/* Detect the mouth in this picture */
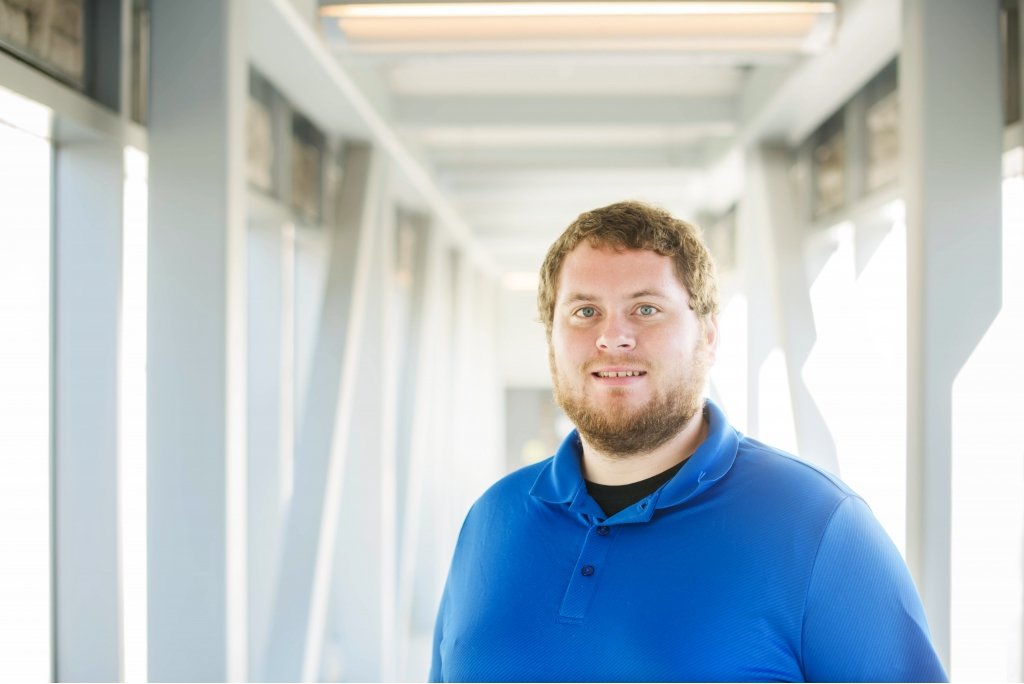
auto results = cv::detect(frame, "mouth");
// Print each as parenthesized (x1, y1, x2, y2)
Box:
(591, 370, 647, 378)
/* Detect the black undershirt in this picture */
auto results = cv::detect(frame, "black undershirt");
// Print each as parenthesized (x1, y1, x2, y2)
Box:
(585, 459, 687, 517)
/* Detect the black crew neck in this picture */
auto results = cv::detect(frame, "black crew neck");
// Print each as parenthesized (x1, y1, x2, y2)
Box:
(585, 458, 687, 518)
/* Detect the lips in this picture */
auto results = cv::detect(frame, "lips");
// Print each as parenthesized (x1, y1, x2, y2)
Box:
(593, 370, 646, 378)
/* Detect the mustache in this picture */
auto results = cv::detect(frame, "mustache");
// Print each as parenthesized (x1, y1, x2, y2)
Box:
(581, 358, 650, 373)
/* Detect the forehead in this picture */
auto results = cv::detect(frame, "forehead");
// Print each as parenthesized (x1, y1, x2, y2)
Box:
(557, 243, 689, 300)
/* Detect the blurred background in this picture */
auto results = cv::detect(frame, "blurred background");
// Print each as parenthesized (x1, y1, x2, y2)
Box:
(0, 0, 1021, 680)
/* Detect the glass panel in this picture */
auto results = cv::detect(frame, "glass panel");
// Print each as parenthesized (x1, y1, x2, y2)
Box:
(291, 114, 324, 224)
(863, 60, 900, 193)
(812, 113, 846, 218)
(949, 157, 1024, 682)
(865, 90, 899, 192)
(130, 0, 150, 125)
(1002, 0, 1020, 126)
(0, 0, 85, 87)
(323, 143, 346, 227)
(248, 70, 278, 197)
(802, 209, 908, 552)
(0, 96, 53, 683)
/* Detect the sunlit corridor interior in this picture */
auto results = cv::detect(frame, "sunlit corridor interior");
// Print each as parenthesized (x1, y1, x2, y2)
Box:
(1, 0, 1022, 681)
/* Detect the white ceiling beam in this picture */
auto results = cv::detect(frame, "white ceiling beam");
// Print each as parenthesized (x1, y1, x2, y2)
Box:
(394, 94, 737, 127)
(382, 58, 748, 97)
(456, 193, 702, 228)
(330, 43, 797, 69)
(429, 146, 708, 168)
(441, 166, 701, 190)
(407, 122, 732, 149)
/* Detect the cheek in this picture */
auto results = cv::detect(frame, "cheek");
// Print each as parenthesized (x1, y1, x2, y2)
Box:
(645, 330, 697, 362)
(551, 327, 590, 359)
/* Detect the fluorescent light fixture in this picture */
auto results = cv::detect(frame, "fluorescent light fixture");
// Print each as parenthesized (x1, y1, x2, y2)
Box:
(322, 2, 836, 19)
(320, 1, 838, 52)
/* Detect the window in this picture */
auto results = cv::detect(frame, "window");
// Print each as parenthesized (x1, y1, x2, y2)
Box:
(0, 86, 53, 682)
(949, 150, 1024, 681)
(802, 208, 908, 552)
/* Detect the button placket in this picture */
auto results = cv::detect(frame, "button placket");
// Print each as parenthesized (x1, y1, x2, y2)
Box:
(558, 523, 617, 621)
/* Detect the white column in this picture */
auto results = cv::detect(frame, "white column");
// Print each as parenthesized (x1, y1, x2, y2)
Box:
(901, 0, 1003, 669)
(322, 178, 392, 682)
(245, 212, 290, 680)
(262, 143, 381, 682)
(396, 221, 444, 679)
(147, 1, 248, 680)
(53, 140, 124, 682)
(1019, 10, 1024, 679)
(736, 176, 780, 446)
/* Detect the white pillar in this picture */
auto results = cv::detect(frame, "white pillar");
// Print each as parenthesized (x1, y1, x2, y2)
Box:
(262, 143, 380, 682)
(323, 180, 392, 682)
(396, 220, 444, 679)
(901, 0, 1003, 669)
(147, 1, 248, 680)
(245, 212, 291, 679)
(53, 140, 123, 682)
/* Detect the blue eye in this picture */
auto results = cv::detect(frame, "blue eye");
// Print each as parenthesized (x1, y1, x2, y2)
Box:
(576, 306, 597, 318)
(637, 305, 657, 316)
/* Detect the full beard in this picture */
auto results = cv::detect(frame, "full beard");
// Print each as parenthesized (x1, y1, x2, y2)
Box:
(551, 348, 710, 458)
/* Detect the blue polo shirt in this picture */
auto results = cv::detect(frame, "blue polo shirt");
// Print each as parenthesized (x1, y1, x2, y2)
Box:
(430, 400, 946, 682)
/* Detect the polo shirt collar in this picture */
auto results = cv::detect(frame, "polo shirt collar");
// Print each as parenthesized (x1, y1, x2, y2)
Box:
(655, 398, 738, 508)
(529, 398, 739, 514)
(529, 429, 587, 505)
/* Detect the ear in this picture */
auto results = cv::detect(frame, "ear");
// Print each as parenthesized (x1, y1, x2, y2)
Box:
(703, 315, 719, 363)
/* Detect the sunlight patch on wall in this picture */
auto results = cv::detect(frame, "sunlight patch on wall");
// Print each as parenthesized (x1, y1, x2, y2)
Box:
(802, 214, 907, 553)
(949, 173, 1024, 682)
(710, 292, 748, 433)
(757, 347, 798, 455)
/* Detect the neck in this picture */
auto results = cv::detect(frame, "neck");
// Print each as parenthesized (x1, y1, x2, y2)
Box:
(580, 408, 707, 486)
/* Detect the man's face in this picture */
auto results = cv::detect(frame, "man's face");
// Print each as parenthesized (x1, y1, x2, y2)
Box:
(549, 243, 717, 457)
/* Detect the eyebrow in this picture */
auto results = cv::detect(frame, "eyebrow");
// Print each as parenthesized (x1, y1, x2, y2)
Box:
(560, 289, 669, 304)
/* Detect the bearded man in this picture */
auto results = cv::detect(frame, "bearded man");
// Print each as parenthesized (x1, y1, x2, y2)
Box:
(429, 201, 946, 683)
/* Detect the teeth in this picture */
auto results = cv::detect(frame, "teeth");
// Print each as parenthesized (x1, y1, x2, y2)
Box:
(596, 371, 644, 377)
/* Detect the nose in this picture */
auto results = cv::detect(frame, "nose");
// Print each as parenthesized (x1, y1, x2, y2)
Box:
(596, 314, 636, 351)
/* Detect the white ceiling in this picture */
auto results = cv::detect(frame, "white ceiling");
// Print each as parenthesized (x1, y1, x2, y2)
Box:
(314, 0, 883, 275)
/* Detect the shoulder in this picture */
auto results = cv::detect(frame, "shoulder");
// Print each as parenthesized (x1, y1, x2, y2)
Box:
(477, 457, 551, 503)
(448, 458, 561, 572)
(700, 434, 869, 543)
(462, 458, 553, 525)
(731, 434, 857, 505)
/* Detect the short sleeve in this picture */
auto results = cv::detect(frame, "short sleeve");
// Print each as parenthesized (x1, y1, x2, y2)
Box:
(801, 496, 948, 682)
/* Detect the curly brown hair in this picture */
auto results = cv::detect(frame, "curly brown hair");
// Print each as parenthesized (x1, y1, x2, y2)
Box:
(537, 200, 719, 336)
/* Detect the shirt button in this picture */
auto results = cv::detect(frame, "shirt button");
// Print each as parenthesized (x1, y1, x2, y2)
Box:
(581, 565, 595, 577)
(596, 526, 610, 536)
